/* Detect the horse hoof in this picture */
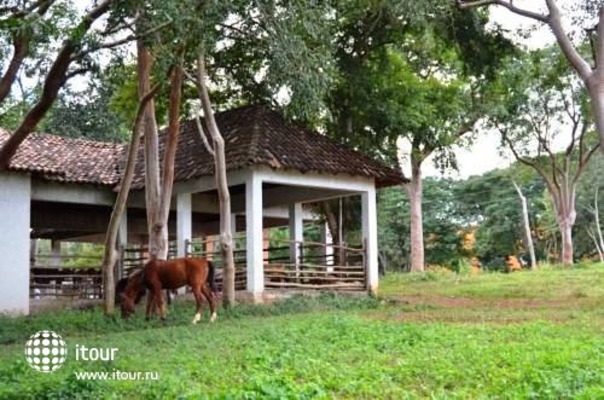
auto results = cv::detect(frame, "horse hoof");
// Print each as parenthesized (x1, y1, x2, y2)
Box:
(210, 312, 217, 323)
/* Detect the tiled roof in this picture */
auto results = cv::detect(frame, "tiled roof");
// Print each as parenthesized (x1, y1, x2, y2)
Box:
(1, 105, 405, 189)
(131, 105, 405, 189)
(0, 129, 124, 186)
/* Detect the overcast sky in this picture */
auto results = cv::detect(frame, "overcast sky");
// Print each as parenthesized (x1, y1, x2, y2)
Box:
(422, 1, 572, 180)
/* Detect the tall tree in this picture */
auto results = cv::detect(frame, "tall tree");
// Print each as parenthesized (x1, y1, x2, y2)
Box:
(489, 48, 599, 265)
(327, 3, 514, 272)
(458, 0, 604, 153)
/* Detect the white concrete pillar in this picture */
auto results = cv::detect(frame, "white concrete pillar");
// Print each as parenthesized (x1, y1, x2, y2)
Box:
(319, 222, 334, 266)
(361, 187, 378, 295)
(118, 211, 128, 248)
(116, 211, 128, 278)
(288, 203, 303, 269)
(176, 193, 192, 258)
(246, 173, 264, 296)
(0, 173, 31, 314)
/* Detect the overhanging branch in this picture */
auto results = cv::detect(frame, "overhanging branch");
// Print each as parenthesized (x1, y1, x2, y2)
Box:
(457, 0, 549, 23)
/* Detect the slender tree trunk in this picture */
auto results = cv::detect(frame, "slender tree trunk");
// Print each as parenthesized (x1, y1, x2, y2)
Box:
(587, 228, 604, 262)
(589, 8, 604, 153)
(513, 181, 537, 269)
(320, 201, 341, 265)
(559, 218, 574, 266)
(101, 84, 160, 316)
(156, 63, 183, 256)
(0, 33, 29, 104)
(195, 54, 236, 306)
(404, 158, 424, 272)
(594, 189, 604, 257)
(137, 41, 166, 260)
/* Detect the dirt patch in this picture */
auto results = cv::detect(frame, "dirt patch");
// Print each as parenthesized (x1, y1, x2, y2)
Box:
(390, 294, 602, 310)
(368, 294, 604, 325)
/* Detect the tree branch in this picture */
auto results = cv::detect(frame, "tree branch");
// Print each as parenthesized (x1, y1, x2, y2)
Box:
(0, 33, 29, 104)
(75, 19, 173, 59)
(0, 0, 113, 170)
(500, 127, 558, 198)
(545, 0, 593, 83)
(0, 0, 54, 103)
(457, 0, 549, 23)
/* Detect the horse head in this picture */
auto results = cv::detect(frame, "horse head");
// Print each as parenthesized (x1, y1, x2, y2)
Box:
(119, 271, 143, 319)
(120, 292, 136, 319)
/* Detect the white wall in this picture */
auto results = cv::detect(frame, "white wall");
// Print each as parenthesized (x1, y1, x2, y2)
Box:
(0, 173, 31, 314)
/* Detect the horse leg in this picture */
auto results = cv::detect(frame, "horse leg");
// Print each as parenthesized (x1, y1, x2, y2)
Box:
(191, 285, 204, 325)
(145, 292, 154, 321)
(201, 284, 217, 323)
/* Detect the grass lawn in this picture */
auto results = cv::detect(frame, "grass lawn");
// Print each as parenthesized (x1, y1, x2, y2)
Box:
(0, 265, 603, 399)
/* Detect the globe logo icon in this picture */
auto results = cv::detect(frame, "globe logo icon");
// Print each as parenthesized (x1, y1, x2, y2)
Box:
(24, 331, 67, 373)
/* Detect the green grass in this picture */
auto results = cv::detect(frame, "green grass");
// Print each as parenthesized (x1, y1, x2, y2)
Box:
(1, 265, 603, 399)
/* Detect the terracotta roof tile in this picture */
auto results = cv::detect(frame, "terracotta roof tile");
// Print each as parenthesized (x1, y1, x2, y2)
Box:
(1, 105, 405, 189)
(131, 105, 405, 189)
(0, 129, 124, 186)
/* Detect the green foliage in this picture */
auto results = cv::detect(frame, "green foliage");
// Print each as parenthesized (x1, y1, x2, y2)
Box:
(326, 2, 516, 167)
(378, 178, 469, 271)
(454, 165, 548, 269)
(1, 267, 603, 398)
(40, 79, 130, 142)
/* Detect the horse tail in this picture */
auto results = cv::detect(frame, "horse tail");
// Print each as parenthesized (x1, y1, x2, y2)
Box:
(207, 261, 218, 293)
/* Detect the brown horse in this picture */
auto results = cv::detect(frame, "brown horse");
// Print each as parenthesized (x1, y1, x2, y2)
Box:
(120, 257, 217, 324)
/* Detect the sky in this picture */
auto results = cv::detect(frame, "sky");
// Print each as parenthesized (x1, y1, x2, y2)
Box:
(421, 0, 573, 180)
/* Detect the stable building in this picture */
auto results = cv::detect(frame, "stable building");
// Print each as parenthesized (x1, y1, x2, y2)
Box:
(0, 105, 405, 314)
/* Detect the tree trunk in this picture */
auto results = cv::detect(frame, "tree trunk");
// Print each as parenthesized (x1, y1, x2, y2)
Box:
(594, 189, 604, 257)
(320, 201, 342, 265)
(513, 181, 537, 269)
(587, 228, 604, 262)
(195, 55, 236, 306)
(404, 159, 424, 272)
(590, 7, 604, 153)
(559, 219, 574, 266)
(156, 63, 183, 257)
(137, 42, 166, 261)
(101, 84, 160, 316)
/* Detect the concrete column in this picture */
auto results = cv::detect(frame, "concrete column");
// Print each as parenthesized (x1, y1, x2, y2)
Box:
(361, 187, 378, 295)
(176, 193, 192, 258)
(288, 203, 303, 269)
(0, 173, 31, 314)
(246, 173, 264, 296)
(319, 222, 334, 267)
(118, 211, 128, 248)
(231, 214, 237, 237)
(116, 211, 128, 279)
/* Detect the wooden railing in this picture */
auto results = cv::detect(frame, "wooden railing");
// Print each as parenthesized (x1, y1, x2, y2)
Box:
(186, 236, 367, 291)
(31, 268, 103, 299)
(264, 238, 366, 291)
(186, 235, 247, 290)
